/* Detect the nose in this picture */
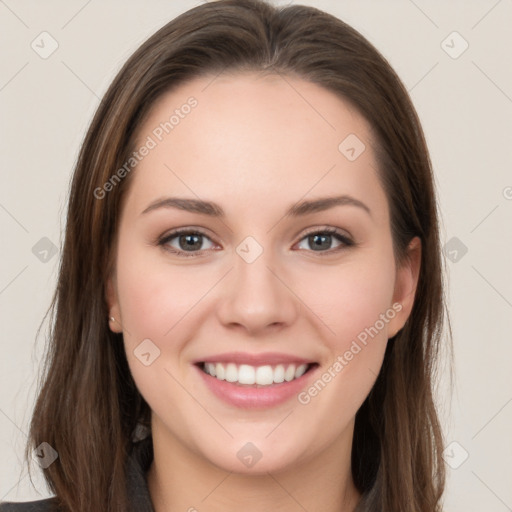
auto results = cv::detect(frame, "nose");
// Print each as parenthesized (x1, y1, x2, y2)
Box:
(216, 248, 300, 335)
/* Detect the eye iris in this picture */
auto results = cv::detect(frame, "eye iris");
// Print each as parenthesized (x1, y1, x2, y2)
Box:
(179, 233, 202, 251)
(309, 233, 331, 251)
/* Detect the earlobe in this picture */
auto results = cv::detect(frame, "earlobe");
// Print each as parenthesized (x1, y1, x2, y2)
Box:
(388, 236, 422, 338)
(106, 274, 122, 333)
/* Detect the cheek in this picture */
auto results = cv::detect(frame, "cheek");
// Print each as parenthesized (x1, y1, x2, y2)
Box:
(294, 263, 395, 427)
(114, 244, 210, 415)
(292, 254, 396, 411)
(294, 254, 396, 347)
(115, 239, 213, 343)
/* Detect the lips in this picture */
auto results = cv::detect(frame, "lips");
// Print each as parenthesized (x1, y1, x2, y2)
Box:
(195, 351, 314, 367)
(192, 352, 319, 408)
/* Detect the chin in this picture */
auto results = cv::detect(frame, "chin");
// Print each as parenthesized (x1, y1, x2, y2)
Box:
(193, 436, 303, 475)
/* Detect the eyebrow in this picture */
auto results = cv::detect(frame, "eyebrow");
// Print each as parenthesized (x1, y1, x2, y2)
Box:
(140, 194, 371, 218)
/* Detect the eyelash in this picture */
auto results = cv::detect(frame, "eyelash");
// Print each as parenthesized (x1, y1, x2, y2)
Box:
(157, 227, 355, 258)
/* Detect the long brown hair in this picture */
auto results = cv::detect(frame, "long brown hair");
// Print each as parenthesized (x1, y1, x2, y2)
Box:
(25, 1, 451, 510)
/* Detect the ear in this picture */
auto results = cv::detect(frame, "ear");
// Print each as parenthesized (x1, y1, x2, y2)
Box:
(106, 272, 123, 333)
(387, 236, 422, 339)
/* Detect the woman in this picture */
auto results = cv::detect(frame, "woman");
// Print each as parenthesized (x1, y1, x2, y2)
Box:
(0, 0, 450, 510)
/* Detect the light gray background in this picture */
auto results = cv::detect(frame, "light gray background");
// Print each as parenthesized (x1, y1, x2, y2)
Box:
(1, 0, 511, 510)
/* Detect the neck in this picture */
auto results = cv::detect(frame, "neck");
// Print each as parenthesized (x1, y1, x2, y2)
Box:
(147, 417, 361, 512)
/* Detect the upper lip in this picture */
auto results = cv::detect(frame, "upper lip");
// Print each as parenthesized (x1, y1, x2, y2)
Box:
(194, 352, 316, 366)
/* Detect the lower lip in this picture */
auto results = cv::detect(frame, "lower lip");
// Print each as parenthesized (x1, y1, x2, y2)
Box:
(195, 364, 318, 409)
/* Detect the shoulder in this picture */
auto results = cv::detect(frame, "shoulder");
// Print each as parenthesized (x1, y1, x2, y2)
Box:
(0, 497, 60, 512)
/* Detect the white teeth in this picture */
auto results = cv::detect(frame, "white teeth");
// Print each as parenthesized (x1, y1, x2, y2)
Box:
(273, 364, 285, 383)
(284, 365, 295, 382)
(204, 362, 216, 377)
(215, 363, 225, 380)
(238, 364, 256, 384)
(202, 362, 311, 386)
(295, 364, 308, 378)
(225, 363, 238, 383)
(255, 365, 274, 386)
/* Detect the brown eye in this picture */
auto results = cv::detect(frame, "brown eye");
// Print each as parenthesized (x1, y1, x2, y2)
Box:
(296, 229, 353, 253)
(159, 230, 216, 255)
(177, 233, 204, 251)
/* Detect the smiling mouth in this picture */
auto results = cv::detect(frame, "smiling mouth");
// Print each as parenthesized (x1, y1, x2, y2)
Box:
(197, 362, 318, 387)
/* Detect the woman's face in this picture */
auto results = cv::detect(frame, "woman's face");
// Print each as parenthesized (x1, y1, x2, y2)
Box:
(107, 72, 420, 474)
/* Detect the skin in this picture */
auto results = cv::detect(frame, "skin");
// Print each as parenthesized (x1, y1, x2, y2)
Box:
(106, 71, 421, 512)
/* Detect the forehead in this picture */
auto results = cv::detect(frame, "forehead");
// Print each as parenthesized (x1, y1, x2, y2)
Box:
(124, 72, 388, 223)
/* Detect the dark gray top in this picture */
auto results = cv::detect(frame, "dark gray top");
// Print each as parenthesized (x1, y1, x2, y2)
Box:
(0, 436, 155, 512)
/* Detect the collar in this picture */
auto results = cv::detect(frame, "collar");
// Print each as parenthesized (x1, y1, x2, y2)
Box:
(126, 436, 155, 511)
